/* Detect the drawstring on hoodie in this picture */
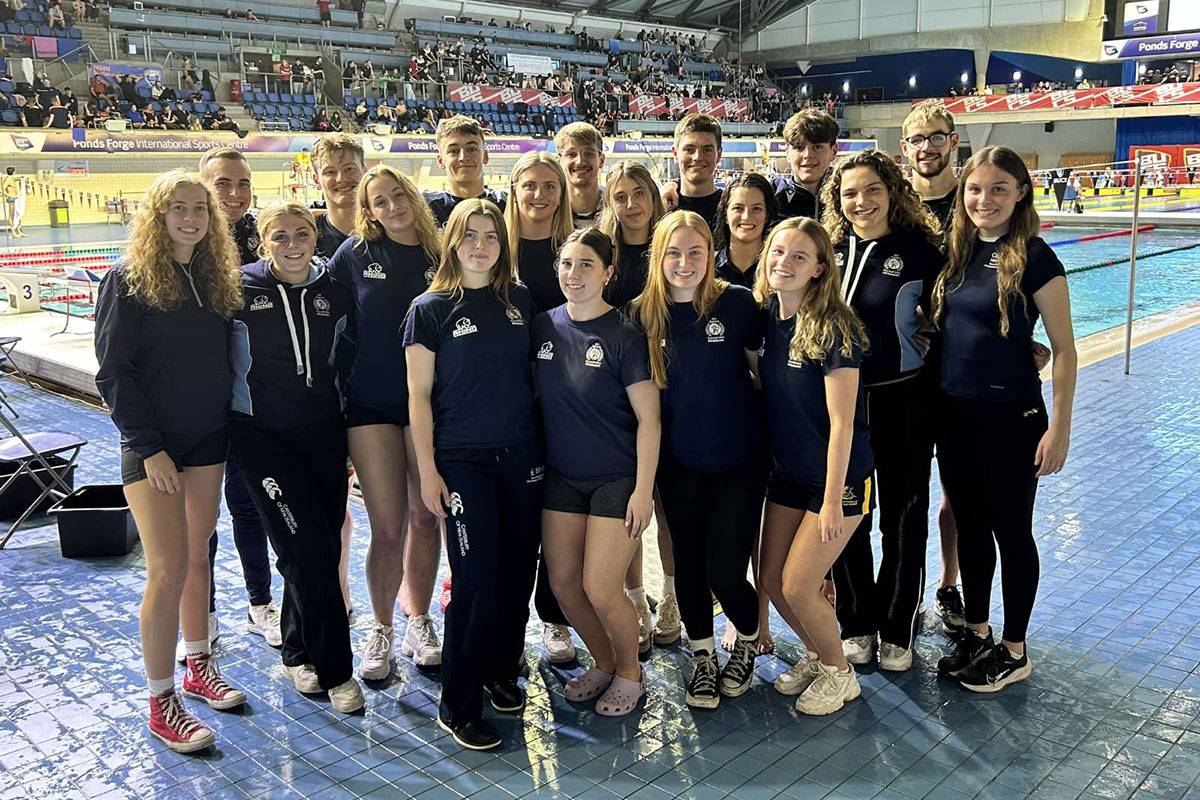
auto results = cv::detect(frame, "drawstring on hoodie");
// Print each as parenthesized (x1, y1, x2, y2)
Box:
(841, 235, 877, 306)
(276, 284, 313, 386)
(178, 259, 202, 308)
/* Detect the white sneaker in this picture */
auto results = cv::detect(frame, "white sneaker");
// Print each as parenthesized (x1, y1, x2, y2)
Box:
(879, 642, 913, 672)
(176, 612, 221, 664)
(283, 663, 322, 694)
(359, 623, 394, 680)
(328, 678, 365, 713)
(543, 623, 576, 664)
(842, 635, 875, 666)
(634, 597, 653, 657)
(248, 603, 283, 648)
(773, 656, 821, 696)
(794, 662, 861, 716)
(400, 614, 442, 667)
(652, 593, 682, 646)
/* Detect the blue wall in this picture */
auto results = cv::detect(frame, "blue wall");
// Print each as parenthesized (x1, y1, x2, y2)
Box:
(769, 49, 976, 101)
(1116, 116, 1200, 159)
(985, 51, 1123, 86)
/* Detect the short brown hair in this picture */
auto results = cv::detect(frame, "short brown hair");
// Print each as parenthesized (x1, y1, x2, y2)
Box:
(782, 109, 840, 149)
(435, 114, 486, 147)
(554, 121, 603, 153)
(311, 133, 364, 171)
(198, 147, 247, 172)
(902, 100, 955, 137)
(673, 113, 722, 150)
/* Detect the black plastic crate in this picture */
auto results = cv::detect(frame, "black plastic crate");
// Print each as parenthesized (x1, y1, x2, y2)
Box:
(48, 485, 139, 558)
(0, 456, 76, 519)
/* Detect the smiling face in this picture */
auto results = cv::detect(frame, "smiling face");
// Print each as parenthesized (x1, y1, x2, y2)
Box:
(674, 132, 720, 188)
(200, 156, 252, 223)
(455, 212, 501, 281)
(764, 227, 825, 295)
(264, 213, 317, 284)
(364, 174, 414, 240)
(963, 163, 1027, 239)
(901, 122, 958, 179)
(314, 150, 365, 212)
(557, 240, 612, 306)
(839, 165, 891, 239)
(436, 131, 487, 187)
(662, 224, 709, 298)
(725, 185, 768, 246)
(558, 140, 604, 191)
(786, 139, 835, 191)
(610, 175, 653, 237)
(515, 163, 562, 230)
(163, 183, 210, 259)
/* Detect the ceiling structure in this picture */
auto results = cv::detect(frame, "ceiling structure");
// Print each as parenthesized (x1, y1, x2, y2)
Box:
(487, 0, 810, 36)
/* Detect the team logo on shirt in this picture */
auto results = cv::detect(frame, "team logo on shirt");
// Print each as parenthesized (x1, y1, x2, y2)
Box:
(452, 317, 478, 338)
(705, 318, 726, 343)
(882, 254, 904, 277)
(786, 356, 806, 369)
(841, 485, 857, 504)
(448, 492, 464, 516)
(363, 262, 387, 280)
(986, 251, 1000, 270)
(262, 477, 282, 499)
(249, 294, 274, 312)
(834, 252, 845, 268)
(506, 307, 526, 326)
(527, 465, 545, 484)
(424, 266, 436, 284)
(313, 294, 330, 317)
(584, 342, 604, 368)
(537, 341, 554, 360)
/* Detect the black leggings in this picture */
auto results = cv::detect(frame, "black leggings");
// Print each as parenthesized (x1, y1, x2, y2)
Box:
(207, 457, 273, 612)
(656, 455, 764, 642)
(833, 377, 932, 648)
(936, 393, 1046, 644)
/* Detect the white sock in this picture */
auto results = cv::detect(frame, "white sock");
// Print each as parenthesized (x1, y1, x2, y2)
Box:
(626, 586, 646, 606)
(148, 676, 174, 696)
(691, 637, 715, 654)
(1005, 645, 1023, 660)
(736, 628, 760, 642)
(184, 639, 210, 658)
(662, 575, 675, 597)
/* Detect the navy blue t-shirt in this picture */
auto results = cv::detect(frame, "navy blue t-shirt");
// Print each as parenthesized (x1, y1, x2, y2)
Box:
(403, 284, 537, 450)
(606, 240, 650, 308)
(759, 294, 873, 487)
(715, 246, 758, 290)
(518, 237, 566, 315)
(314, 213, 351, 263)
(327, 235, 435, 412)
(678, 189, 723, 234)
(941, 235, 1065, 403)
(658, 285, 763, 472)
(423, 188, 507, 227)
(532, 306, 652, 481)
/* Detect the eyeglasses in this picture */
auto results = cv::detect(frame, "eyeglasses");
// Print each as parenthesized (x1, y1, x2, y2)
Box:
(903, 132, 952, 148)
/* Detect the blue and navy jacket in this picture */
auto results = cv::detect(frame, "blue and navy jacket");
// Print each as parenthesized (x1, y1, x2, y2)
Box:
(94, 262, 233, 458)
(230, 259, 354, 428)
(423, 187, 507, 226)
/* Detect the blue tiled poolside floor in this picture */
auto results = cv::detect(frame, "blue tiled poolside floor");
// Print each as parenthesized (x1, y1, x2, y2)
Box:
(2, 326, 1200, 800)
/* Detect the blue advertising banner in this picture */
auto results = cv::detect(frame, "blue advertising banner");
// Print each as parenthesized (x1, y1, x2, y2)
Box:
(87, 62, 165, 93)
(1102, 33, 1200, 60)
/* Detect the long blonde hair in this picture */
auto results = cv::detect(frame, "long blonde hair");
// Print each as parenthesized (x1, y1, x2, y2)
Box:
(505, 152, 574, 262)
(430, 199, 517, 312)
(630, 210, 726, 388)
(822, 150, 942, 248)
(122, 170, 241, 316)
(754, 217, 866, 362)
(933, 146, 1039, 337)
(354, 165, 441, 266)
(598, 161, 665, 274)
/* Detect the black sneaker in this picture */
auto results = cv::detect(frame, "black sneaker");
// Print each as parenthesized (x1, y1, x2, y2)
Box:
(937, 627, 993, 678)
(935, 586, 966, 635)
(719, 637, 756, 698)
(960, 644, 1033, 693)
(485, 679, 524, 713)
(437, 714, 502, 751)
(686, 650, 720, 709)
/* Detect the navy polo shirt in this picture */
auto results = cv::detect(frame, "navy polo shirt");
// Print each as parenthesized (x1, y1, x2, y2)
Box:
(715, 246, 758, 290)
(606, 240, 650, 309)
(678, 189, 723, 233)
(518, 237, 566, 315)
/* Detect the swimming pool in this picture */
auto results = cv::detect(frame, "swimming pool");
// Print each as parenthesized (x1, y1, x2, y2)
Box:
(1046, 226, 1200, 339)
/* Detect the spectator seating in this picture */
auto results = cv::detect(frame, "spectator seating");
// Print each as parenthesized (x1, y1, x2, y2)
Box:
(342, 95, 584, 135)
(242, 90, 321, 130)
(109, 7, 396, 49)
(109, 0, 358, 27)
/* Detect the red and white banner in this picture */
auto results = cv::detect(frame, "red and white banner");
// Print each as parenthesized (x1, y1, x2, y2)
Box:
(449, 84, 574, 108)
(628, 95, 750, 119)
(1126, 145, 1200, 171)
(926, 82, 1200, 115)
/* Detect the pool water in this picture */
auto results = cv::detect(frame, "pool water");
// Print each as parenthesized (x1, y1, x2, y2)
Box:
(1044, 227, 1200, 339)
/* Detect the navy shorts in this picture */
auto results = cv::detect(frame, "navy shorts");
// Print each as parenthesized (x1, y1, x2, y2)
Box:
(765, 470, 876, 517)
(345, 401, 408, 428)
(542, 470, 636, 520)
(120, 428, 228, 486)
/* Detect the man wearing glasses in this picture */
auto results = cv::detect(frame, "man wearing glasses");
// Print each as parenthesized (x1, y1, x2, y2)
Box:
(900, 100, 960, 230)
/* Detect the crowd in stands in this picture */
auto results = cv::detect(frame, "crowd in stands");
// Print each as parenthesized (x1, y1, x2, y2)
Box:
(0, 0, 98, 26)
(1137, 64, 1194, 84)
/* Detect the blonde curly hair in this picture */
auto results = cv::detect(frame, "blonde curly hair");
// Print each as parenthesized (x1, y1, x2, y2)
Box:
(121, 170, 242, 317)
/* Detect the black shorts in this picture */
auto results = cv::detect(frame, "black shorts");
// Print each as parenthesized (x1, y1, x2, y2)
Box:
(345, 401, 408, 428)
(765, 470, 876, 517)
(542, 470, 635, 520)
(120, 428, 228, 486)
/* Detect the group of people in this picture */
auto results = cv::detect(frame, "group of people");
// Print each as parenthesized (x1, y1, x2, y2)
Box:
(95, 99, 1076, 760)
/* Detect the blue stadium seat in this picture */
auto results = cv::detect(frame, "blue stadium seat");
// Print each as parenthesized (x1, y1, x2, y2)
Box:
(37, 25, 52, 36)
(267, 92, 279, 104)
(304, 94, 315, 104)
(289, 118, 303, 130)
(31, 10, 44, 22)
(68, 27, 81, 38)
(0, 80, 12, 94)
(1, 110, 18, 125)
(4, 21, 17, 33)
(21, 23, 37, 34)
(281, 93, 292, 104)
(127, 110, 144, 124)
(14, 10, 29, 21)
(201, 90, 212, 101)
(149, 101, 161, 112)
(251, 103, 265, 118)
(179, 101, 191, 112)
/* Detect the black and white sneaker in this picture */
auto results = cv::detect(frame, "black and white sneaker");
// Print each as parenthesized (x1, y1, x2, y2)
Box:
(719, 637, 756, 698)
(935, 586, 966, 635)
(485, 679, 525, 713)
(960, 644, 1032, 693)
(937, 626, 993, 678)
(437, 714, 502, 751)
(686, 650, 720, 709)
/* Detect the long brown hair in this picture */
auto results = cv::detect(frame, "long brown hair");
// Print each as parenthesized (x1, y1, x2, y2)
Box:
(822, 149, 942, 248)
(505, 151, 574, 263)
(430, 199, 517, 312)
(354, 165, 441, 266)
(630, 210, 726, 388)
(933, 145, 1038, 336)
(714, 171, 777, 251)
(599, 161, 666, 275)
(753, 217, 866, 362)
(122, 170, 242, 316)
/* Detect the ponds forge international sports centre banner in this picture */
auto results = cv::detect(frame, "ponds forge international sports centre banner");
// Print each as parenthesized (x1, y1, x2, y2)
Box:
(929, 81, 1200, 115)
